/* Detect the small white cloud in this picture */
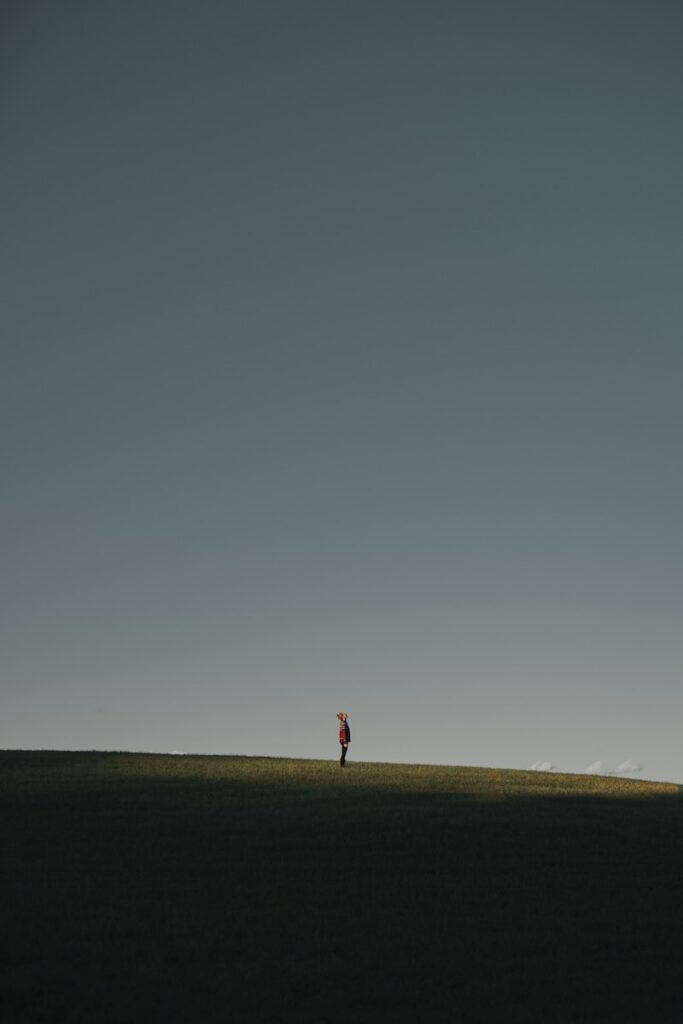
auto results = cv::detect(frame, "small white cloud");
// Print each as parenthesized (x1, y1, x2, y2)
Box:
(615, 759, 642, 774)
(528, 761, 555, 772)
(585, 761, 612, 775)
(169, 750, 186, 755)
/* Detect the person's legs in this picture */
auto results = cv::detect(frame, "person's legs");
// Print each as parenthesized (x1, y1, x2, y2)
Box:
(340, 744, 347, 766)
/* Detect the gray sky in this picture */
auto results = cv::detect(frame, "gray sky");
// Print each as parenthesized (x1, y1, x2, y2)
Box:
(3, 1, 682, 780)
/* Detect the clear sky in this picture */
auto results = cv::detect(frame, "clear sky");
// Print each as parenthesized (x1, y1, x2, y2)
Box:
(3, 1, 682, 780)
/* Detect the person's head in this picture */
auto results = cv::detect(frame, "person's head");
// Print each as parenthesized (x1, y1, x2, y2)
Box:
(337, 711, 347, 721)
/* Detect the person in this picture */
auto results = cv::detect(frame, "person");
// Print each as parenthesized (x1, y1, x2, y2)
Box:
(337, 711, 350, 767)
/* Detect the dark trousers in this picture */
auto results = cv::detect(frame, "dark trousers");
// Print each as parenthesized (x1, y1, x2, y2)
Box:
(340, 743, 348, 766)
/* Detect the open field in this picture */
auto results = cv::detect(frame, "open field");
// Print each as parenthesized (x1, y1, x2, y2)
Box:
(2, 750, 683, 1022)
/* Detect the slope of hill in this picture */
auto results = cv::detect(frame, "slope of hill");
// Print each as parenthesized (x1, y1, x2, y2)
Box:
(3, 750, 682, 1022)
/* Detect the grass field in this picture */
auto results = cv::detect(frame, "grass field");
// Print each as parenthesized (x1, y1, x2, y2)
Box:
(2, 750, 683, 1022)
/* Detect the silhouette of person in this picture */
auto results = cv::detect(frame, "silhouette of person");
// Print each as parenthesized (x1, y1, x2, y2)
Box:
(337, 711, 350, 767)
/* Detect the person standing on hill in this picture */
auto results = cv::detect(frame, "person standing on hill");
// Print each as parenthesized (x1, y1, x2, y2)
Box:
(337, 711, 350, 767)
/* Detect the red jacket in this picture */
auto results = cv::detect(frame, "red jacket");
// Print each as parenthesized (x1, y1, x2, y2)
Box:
(339, 720, 350, 744)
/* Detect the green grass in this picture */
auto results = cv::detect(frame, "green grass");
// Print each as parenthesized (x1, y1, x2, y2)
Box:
(2, 750, 683, 1022)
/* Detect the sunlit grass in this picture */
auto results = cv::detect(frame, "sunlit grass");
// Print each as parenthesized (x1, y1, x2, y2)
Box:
(11, 748, 673, 795)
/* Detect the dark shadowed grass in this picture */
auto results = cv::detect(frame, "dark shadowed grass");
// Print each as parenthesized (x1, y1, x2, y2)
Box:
(2, 751, 683, 1022)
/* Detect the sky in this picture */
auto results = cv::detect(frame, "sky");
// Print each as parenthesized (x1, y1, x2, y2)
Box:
(2, 0, 682, 781)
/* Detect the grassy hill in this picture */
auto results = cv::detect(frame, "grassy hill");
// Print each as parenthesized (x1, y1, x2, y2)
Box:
(3, 750, 683, 1022)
